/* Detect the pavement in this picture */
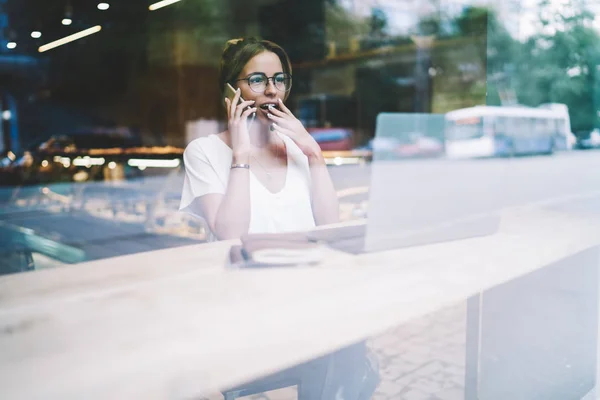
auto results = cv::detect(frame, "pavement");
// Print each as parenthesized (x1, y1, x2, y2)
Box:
(369, 302, 467, 400)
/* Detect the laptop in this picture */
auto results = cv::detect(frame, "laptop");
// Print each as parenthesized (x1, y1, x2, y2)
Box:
(308, 113, 506, 254)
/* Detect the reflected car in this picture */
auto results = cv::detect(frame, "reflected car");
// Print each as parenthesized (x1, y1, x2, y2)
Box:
(575, 129, 600, 149)
(365, 134, 444, 159)
(360, 137, 401, 160)
(395, 133, 444, 158)
(308, 128, 353, 151)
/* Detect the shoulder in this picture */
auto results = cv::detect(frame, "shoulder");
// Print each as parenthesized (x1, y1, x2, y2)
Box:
(184, 136, 209, 155)
(184, 134, 228, 160)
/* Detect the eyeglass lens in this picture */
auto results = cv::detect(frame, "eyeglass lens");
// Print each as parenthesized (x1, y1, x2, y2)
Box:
(248, 73, 291, 92)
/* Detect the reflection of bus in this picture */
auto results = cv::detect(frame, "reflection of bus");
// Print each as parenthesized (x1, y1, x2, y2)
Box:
(538, 103, 576, 150)
(445, 105, 571, 158)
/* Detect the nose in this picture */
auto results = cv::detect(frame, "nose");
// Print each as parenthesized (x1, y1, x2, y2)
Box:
(263, 78, 277, 96)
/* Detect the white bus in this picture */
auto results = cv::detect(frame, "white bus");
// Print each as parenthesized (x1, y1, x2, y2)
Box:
(445, 105, 572, 158)
(538, 103, 576, 150)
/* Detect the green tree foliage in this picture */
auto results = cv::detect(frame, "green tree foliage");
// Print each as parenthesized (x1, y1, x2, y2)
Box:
(511, 0, 600, 133)
(454, 6, 489, 37)
(324, 1, 370, 48)
(369, 8, 388, 37)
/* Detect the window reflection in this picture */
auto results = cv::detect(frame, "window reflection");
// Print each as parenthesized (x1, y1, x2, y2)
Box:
(1, 0, 599, 397)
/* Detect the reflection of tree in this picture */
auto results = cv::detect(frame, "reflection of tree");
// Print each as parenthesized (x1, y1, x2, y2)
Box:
(417, 16, 440, 37)
(485, 8, 520, 106)
(325, 1, 370, 54)
(454, 6, 489, 38)
(369, 8, 388, 37)
(428, 7, 491, 113)
(513, 0, 600, 133)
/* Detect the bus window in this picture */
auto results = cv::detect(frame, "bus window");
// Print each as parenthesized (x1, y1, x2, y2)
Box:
(506, 117, 518, 137)
(446, 118, 483, 141)
(532, 118, 542, 137)
(494, 116, 507, 136)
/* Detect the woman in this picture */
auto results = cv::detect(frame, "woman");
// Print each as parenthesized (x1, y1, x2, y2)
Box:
(180, 37, 339, 240)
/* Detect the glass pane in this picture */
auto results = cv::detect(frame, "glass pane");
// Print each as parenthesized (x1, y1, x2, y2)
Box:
(1, 1, 600, 400)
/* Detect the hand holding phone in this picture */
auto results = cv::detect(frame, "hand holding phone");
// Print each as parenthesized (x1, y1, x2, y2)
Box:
(224, 84, 256, 154)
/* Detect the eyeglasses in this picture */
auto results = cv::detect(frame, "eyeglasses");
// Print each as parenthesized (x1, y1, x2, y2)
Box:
(236, 72, 292, 93)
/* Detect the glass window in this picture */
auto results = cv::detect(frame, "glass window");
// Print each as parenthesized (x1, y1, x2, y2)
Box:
(2, 1, 599, 399)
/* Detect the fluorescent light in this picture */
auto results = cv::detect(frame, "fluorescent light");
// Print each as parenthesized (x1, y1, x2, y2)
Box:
(2, 110, 11, 120)
(6, 42, 16, 49)
(31, 31, 42, 38)
(39, 26, 102, 53)
(97, 3, 110, 10)
(325, 156, 362, 166)
(73, 156, 105, 167)
(127, 158, 180, 168)
(149, 0, 181, 11)
(62, 18, 72, 25)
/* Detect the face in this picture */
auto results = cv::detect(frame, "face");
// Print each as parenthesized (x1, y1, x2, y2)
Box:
(236, 51, 288, 124)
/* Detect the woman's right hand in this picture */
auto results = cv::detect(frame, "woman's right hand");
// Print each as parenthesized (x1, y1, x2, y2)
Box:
(225, 88, 256, 160)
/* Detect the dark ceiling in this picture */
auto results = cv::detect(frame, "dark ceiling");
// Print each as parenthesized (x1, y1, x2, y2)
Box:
(2, 0, 149, 56)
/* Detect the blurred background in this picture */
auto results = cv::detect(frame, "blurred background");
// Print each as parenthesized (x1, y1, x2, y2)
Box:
(0, 0, 599, 274)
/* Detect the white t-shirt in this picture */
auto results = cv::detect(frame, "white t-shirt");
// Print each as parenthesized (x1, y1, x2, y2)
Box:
(179, 133, 316, 238)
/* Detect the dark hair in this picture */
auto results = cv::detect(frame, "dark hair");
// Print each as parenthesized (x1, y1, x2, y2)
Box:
(219, 37, 293, 100)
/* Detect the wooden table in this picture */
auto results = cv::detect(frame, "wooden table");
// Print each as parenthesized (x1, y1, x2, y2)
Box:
(1, 208, 599, 399)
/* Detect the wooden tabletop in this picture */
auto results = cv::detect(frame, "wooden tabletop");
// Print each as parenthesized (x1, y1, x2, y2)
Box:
(1, 208, 599, 399)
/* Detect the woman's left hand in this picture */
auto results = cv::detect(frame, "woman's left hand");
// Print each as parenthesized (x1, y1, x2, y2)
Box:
(267, 99, 321, 158)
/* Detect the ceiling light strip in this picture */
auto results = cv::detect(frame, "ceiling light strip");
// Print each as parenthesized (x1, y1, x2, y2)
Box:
(149, 0, 181, 11)
(38, 25, 102, 53)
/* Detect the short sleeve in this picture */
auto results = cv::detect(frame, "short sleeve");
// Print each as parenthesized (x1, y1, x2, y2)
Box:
(179, 139, 227, 219)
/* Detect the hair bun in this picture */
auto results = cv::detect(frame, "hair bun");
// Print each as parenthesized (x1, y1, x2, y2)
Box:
(223, 38, 249, 54)
(225, 38, 244, 46)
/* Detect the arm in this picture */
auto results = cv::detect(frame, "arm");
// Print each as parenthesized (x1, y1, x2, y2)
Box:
(208, 152, 252, 240)
(182, 146, 253, 240)
(196, 91, 257, 240)
(306, 149, 341, 226)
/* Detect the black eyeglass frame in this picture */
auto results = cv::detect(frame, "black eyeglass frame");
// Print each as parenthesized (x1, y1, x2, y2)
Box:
(234, 72, 293, 93)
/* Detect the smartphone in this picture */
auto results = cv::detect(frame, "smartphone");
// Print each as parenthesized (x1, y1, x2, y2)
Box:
(224, 82, 256, 127)
(224, 82, 244, 107)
